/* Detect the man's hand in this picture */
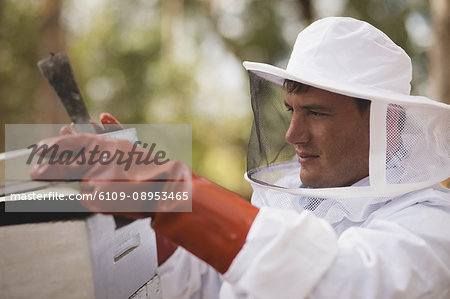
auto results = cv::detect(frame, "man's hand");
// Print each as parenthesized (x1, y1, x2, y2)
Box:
(59, 112, 124, 135)
(30, 113, 259, 273)
(29, 132, 190, 218)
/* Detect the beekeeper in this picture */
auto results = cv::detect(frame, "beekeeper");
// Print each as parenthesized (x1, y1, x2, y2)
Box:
(31, 17, 450, 298)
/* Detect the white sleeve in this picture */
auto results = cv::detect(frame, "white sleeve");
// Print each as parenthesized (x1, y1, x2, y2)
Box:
(310, 203, 450, 299)
(223, 208, 338, 299)
(158, 247, 221, 299)
(223, 204, 450, 299)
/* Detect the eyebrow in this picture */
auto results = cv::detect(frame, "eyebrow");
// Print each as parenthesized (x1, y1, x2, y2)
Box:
(284, 101, 334, 113)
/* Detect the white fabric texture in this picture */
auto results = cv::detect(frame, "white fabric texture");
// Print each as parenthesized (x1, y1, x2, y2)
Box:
(157, 184, 450, 298)
(243, 17, 448, 109)
(222, 208, 338, 299)
(158, 246, 221, 299)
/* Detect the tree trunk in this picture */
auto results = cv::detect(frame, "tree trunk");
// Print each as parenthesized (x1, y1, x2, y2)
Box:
(430, 0, 450, 104)
(35, 0, 70, 124)
(298, 0, 314, 24)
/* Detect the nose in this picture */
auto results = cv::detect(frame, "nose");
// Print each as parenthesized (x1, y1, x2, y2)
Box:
(285, 114, 311, 145)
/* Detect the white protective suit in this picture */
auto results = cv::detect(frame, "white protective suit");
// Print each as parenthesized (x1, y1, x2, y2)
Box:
(158, 17, 450, 299)
(158, 182, 450, 299)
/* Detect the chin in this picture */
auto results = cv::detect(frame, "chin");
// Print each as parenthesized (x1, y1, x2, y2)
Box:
(300, 174, 323, 188)
(301, 173, 339, 189)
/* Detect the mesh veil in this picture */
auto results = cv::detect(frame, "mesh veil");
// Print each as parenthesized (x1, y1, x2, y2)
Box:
(247, 71, 294, 180)
(245, 70, 450, 219)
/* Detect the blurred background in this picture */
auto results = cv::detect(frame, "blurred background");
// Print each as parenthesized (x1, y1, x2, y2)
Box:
(1, 0, 449, 199)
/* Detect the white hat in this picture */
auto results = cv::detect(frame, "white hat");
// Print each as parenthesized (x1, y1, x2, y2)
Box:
(244, 17, 448, 109)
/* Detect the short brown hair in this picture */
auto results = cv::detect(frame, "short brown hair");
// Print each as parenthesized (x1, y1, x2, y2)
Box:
(284, 79, 370, 114)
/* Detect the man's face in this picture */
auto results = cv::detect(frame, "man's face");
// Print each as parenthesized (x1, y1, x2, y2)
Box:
(285, 87, 370, 188)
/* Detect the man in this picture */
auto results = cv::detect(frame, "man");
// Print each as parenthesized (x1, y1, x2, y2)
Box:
(31, 17, 450, 298)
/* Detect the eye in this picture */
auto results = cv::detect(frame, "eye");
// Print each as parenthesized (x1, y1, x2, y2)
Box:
(284, 102, 293, 113)
(308, 110, 328, 117)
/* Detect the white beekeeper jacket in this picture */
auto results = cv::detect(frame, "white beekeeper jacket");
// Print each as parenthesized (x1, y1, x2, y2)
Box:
(157, 182, 450, 299)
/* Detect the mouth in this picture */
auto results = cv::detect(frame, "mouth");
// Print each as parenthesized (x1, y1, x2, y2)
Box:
(296, 152, 319, 164)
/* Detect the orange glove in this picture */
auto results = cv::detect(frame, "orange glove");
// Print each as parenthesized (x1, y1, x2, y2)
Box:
(152, 173, 258, 273)
(30, 116, 259, 272)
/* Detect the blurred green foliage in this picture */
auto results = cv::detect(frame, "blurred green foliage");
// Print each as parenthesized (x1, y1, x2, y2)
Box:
(0, 0, 433, 198)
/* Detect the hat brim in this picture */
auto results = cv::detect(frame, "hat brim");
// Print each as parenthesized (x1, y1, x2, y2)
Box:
(243, 61, 449, 110)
